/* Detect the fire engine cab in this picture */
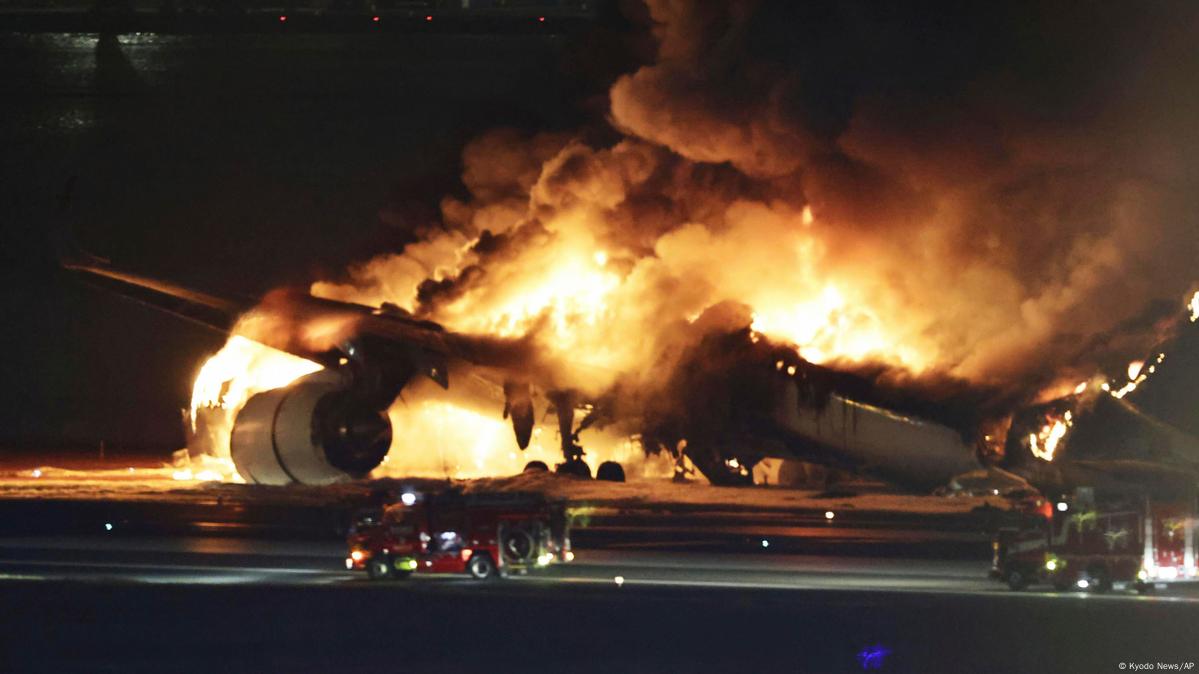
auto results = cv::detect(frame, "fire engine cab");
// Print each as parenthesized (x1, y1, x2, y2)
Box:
(992, 487, 1197, 593)
(346, 489, 572, 581)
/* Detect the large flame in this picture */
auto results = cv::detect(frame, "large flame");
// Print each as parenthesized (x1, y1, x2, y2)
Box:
(750, 283, 929, 370)
(188, 336, 323, 429)
(433, 220, 624, 369)
(376, 401, 672, 480)
(184, 336, 322, 480)
(179, 1, 1199, 482)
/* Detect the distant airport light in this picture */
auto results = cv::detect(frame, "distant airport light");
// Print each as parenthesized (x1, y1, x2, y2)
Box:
(400, 492, 417, 506)
(425, 15, 433, 21)
(104, 523, 113, 531)
(278, 15, 287, 22)
(538, 16, 545, 22)
(1056, 502, 1068, 512)
(614, 575, 625, 586)
(1076, 579, 1089, 589)
(824, 511, 835, 520)
(372, 16, 380, 23)
(761, 539, 769, 548)
(30, 469, 41, 478)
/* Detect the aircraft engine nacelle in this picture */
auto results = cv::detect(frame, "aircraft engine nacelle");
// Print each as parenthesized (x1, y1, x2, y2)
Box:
(230, 372, 392, 485)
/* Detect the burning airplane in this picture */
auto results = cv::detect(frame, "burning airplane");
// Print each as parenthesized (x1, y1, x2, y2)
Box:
(60, 1, 1199, 493)
(60, 240, 1199, 494)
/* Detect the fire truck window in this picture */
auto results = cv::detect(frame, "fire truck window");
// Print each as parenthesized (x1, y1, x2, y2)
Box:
(384, 509, 418, 535)
(350, 513, 376, 533)
(433, 530, 464, 552)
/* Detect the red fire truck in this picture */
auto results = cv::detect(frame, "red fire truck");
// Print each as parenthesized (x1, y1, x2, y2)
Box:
(992, 488, 1197, 592)
(346, 489, 572, 580)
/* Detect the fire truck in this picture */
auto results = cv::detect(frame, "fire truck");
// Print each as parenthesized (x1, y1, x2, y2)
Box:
(992, 487, 1197, 592)
(346, 489, 572, 580)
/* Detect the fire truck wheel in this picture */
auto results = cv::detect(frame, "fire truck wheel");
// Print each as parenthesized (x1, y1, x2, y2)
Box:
(367, 556, 392, 581)
(467, 553, 497, 580)
(523, 460, 549, 473)
(596, 461, 626, 482)
(1005, 568, 1029, 591)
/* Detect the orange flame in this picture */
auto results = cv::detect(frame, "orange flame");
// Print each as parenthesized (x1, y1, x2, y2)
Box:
(750, 284, 929, 370)
(1028, 411, 1072, 462)
(185, 336, 322, 480)
(374, 400, 673, 480)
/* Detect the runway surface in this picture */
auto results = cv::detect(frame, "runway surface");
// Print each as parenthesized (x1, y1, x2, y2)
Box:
(0, 534, 1194, 601)
(0, 533, 1197, 673)
(0, 484, 1187, 672)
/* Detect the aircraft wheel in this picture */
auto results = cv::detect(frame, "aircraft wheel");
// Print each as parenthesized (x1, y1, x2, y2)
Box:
(523, 460, 549, 473)
(556, 459, 592, 479)
(596, 461, 625, 482)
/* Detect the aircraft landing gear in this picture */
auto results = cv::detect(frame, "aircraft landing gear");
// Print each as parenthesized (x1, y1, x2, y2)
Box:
(556, 459, 592, 478)
(542, 389, 626, 482)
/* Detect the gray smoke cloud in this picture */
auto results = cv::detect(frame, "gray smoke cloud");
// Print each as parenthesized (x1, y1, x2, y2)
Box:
(315, 0, 1199, 411)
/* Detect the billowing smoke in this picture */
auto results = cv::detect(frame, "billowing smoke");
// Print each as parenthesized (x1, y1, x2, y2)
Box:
(314, 1, 1199, 423)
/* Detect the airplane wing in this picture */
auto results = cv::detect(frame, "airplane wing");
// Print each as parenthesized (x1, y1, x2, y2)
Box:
(58, 233, 570, 481)
(61, 248, 250, 342)
(59, 240, 535, 381)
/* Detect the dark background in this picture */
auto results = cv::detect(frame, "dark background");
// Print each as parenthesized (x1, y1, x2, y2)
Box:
(0, 23, 629, 454)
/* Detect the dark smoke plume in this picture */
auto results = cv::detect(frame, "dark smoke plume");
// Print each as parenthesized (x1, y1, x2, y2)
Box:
(316, 0, 1199, 413)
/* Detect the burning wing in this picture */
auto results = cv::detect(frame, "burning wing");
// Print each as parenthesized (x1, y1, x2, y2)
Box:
(61, 248, 577, 485)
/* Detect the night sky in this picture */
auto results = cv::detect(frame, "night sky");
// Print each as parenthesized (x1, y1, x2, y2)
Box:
(0, 27, 620, 452)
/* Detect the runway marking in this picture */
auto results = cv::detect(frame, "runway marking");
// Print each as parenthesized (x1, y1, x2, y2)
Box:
(511, 572, 1199, 604)
(0, 558, 333, 575)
